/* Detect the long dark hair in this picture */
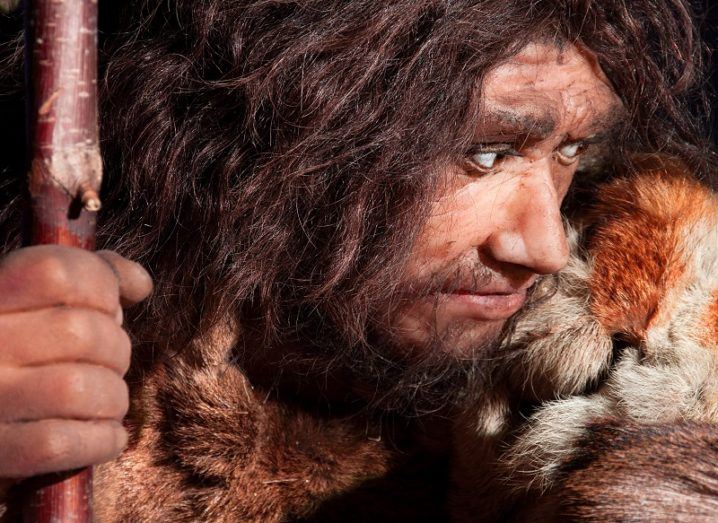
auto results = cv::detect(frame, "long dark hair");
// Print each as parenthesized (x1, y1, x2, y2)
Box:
(0, 0, 714, 366)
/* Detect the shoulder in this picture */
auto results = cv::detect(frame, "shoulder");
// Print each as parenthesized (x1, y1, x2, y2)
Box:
(94, 325, 394, 521)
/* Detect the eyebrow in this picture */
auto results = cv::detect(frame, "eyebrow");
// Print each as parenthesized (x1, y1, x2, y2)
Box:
(474, 102, 627, 145)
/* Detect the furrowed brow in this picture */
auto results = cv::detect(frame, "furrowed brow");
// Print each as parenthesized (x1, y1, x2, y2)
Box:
(474, 108, 557, 143)
(474, 101, 628, 147)
(580, 102, 628, 142)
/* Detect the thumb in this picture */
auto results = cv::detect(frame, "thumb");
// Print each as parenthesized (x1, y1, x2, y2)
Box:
(96, 250, 153, 308)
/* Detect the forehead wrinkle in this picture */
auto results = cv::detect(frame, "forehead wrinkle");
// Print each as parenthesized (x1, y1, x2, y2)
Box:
(477, 93, 624, 145)
(556, 81, 624, 134)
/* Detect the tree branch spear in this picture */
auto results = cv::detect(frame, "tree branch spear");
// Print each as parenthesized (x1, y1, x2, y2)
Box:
(20, 0, 102, 519)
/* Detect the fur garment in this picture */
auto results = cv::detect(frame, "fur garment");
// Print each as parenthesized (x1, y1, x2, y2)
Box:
(3, 157, 718, 522)
(451, 156, 718, 521)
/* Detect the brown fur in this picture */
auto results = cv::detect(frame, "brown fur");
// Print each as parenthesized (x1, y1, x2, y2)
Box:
(46, 325, 451, 522)
(471, 422, 718, 522)
(559, 422, 718, 522)
(93, 359, 393, 522)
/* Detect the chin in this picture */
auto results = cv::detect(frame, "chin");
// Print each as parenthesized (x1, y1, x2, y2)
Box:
(389, 311, 509, 362)
(356, 315, 507, 415)
(435, 317, 508, 359)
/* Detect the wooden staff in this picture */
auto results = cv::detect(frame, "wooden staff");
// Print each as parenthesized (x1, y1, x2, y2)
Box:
(21, 0, 102, 520)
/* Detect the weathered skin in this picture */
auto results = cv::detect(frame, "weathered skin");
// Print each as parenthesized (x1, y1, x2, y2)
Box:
(374, 42, 622, 357)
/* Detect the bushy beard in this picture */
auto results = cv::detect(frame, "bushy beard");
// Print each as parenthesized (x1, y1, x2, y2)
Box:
(251, 256, 549, 418)
(327, 257, 537, 417)
(339, 326, 504, 417)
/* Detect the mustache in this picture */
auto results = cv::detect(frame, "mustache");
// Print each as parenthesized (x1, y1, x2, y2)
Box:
(400, 259, 496, 298)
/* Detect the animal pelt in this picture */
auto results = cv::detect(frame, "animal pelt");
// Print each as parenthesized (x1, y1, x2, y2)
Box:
(45, 326, 451, 523)
(0, 322, 453, 522)
(451, 156, 718, 521)
(88, 331, 434, 523)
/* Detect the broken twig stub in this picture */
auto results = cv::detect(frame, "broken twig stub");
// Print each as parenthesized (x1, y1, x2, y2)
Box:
(27, 0, 102, 248)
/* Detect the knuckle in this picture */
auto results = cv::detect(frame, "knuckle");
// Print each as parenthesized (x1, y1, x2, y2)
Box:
(105, 373, 130, 417)
(91, 370, 128, 420)
(53, 307, 97, 347)
(52, 309, 126, 368)
(116, 329, 132, 374)
(1, 247, 123, 315)
(30, 253, 73, 299)
(114, 380, 130, 419)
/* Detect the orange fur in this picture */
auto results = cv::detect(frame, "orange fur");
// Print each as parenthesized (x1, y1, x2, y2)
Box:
(589, 158, 714, 341)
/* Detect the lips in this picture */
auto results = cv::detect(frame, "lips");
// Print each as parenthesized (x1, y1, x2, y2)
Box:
(437, 280, 535, 321)
(442, 289, 528, 321)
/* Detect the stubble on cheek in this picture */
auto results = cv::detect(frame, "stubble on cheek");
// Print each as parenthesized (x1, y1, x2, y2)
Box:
(380, 253, 510, 360)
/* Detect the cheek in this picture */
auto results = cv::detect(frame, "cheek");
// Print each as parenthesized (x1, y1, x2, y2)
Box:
(408, 177, 511, 275)
(406, 162, 574, 279)
(555, 165, 578, 201)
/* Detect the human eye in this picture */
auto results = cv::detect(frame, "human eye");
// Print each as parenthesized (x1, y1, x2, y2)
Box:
(464, 144, 519, 175)
(555, 140, 590, 166)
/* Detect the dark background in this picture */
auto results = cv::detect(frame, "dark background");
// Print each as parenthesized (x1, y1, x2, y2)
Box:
(696, 0, 718, 142)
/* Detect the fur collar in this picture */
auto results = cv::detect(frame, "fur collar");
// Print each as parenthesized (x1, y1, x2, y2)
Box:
(452, 156, 718, 521)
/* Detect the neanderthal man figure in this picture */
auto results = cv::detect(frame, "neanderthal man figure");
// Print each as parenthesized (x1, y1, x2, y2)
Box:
(0, 1, 717, 521)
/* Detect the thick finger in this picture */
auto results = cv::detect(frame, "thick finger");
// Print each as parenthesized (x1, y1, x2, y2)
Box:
(0, 419, 127, 478)
(0, 307, 131, 374)
(0, 245, 120, 316)
(96, 250, 153, 308)
(0, 364, 129, 423)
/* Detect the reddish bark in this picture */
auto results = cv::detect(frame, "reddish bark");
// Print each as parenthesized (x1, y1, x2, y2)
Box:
(22, 0, 102, 520)
(27, 0, 101, 248)
(21, 471, 92, 523)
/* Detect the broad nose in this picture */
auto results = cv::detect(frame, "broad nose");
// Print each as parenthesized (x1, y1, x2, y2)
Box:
(483, 162, 570, 275)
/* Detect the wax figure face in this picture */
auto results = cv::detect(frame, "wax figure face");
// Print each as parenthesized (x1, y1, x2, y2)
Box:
(388, 42, 622, 360)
